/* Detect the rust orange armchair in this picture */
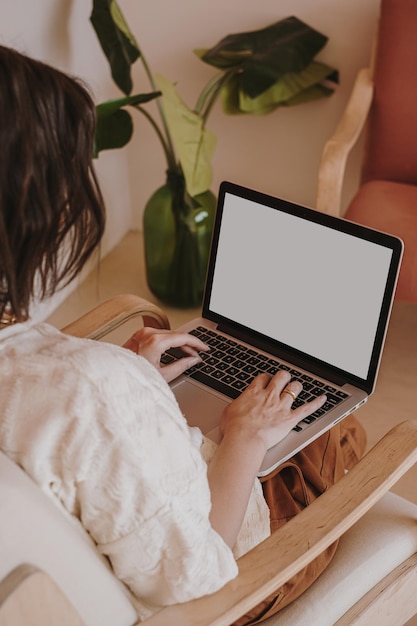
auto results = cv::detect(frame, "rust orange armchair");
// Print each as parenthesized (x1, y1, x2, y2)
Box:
(317, 0, 417, 302)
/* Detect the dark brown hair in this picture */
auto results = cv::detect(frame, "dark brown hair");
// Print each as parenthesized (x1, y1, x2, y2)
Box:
(0, 45, 106, 320)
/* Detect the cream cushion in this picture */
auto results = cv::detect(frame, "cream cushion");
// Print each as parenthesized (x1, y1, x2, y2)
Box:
(2, 449, 417, 626)
(265, 491, 417, 624)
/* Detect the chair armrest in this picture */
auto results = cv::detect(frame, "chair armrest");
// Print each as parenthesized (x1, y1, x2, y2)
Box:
(0, 564, 85, 626)
(336, 552, 417, 625)
(61, 294, 170, 340)
(144, 420, 417, 626)
(316, 67, 374, 217)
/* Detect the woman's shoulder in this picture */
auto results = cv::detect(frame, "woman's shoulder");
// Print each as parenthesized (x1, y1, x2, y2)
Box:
(0, 321, 193, 476)
(1, 321, 180, 424)
(14, 321, 159, 375)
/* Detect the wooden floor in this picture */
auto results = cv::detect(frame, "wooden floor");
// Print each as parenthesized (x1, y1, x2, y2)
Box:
(48, 230, 417, 507)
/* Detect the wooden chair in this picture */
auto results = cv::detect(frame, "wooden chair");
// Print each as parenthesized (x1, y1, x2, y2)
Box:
(1, 294, 417, 626)
(316, 0, 417, 302)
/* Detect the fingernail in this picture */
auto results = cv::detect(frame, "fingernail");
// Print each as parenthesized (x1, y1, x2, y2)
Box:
(189, 356, 202, 366)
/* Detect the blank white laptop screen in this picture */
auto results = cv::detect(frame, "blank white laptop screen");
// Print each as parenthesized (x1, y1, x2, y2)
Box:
(209, 193, 393, 380)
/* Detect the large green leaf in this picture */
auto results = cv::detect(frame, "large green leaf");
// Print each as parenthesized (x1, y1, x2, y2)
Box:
(199, 16, 329, 98)
(221, 61, 338, 115)
(90, 0, 140, 95)
(94, 109, 132, 156)
(94, 92, 160, 156)
(96, 92, 160, 117)
(155, 74, 216, 197)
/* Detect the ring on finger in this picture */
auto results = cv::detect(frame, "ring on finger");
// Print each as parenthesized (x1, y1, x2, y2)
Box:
(282, 387, 297, 402)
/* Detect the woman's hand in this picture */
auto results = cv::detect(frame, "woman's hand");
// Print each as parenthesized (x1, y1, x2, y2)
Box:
(220, 370, 326, 452)
(208, 371, 326, 547)
(123, 327, 208, 382)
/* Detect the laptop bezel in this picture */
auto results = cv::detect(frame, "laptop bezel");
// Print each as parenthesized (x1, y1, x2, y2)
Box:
(201, 181, 403, 395)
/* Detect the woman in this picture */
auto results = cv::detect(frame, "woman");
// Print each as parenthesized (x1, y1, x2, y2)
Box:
(0, 45, 366, 623)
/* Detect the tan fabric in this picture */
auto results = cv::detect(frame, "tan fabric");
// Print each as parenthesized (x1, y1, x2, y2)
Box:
(233, 414, 367, 625)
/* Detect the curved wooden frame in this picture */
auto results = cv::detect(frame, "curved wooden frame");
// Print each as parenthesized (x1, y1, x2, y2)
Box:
(61, 293, 170, 339)
(316, 67, 374, 217)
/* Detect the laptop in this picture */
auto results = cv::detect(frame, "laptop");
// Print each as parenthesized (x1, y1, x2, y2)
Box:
(165, 181, 403, 476)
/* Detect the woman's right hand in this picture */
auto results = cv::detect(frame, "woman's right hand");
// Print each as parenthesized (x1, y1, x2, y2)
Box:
(220, 370, 326, 452)
(208, 371, 327, 548)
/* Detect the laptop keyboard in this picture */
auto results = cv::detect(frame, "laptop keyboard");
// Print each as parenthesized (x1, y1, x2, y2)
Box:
(162, 326, 349, 432)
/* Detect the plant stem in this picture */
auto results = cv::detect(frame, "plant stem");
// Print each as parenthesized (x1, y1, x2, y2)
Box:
(194, 70, 236, 122)
(135, 105, 177, 171)
(137, 47, 178, 167)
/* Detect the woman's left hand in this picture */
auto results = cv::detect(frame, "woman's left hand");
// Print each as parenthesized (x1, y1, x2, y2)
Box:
(123, 327, 208, 382)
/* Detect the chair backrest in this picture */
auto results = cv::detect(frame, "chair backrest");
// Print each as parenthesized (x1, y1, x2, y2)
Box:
(0, 452, 138, 626)
(362, 0, 417, 186)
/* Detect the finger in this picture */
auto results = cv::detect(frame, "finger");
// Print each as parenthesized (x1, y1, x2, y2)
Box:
(159, 354, 202, 382)
(176, 344, 205, 358)
(161, 332, 209, 354)
(248, 372, 273, 389)
(280, 380, 303, 405)
(250, 369, 291, 392)
(133, 328, 209, 354)
(271, 370, 292, 390)
(292, 393, 327, 420)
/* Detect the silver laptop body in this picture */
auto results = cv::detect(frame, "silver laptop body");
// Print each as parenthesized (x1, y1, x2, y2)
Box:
(168, 181, 403, 476)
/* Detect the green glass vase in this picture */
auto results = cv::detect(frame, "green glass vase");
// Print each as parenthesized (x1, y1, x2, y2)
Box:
(143, 170, 216, 308)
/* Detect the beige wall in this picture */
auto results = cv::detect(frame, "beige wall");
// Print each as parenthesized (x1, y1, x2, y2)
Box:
(0, 0, 380, 314)
(0, 0, 133, 258)
(121, 0, 380, 227)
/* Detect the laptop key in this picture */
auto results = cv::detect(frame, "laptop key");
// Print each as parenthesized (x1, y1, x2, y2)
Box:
(233, 359, 247, 369)
(257, 361, 271, 371)
(189, 370, 240, 399)
(221, 374, 236, 385)
(217, 362, 229, 371)
(292, 399, 305, 409)
(232, 380, 247, 390)
(336, 390, 349, 399)
(226, 347, 241, 356)
(326, 393, 343, 406)
(160, 353, 175, 365)
(206, 337, 222, 347)
(205, 357, 220, 367)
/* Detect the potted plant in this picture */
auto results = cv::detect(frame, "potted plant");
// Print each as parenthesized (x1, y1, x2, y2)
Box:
(91, 1, 338, 307)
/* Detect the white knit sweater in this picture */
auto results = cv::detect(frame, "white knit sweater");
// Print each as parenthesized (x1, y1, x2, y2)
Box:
(0, 321, 269, 619)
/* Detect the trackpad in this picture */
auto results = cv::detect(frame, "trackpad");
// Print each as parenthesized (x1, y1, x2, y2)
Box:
(171, 378, 229, 434)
